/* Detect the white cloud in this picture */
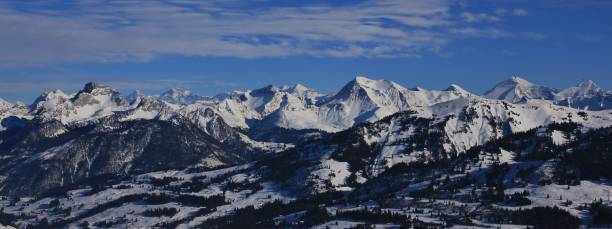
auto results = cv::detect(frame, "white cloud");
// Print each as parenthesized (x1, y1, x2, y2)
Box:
(495, 8, 508, 15)
(0, 0, 539, 64)
(495, 8, 528, 17)
(461, 12, 501, 23)
(512, 8, 529, 16)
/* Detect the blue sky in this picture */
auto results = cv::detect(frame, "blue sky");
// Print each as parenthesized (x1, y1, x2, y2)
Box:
(0, 0, 611, 102)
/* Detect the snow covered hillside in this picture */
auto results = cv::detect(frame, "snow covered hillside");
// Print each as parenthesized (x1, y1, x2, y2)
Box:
(1, 76, 612, 228)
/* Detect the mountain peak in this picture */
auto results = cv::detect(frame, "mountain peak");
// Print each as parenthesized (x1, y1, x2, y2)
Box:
(250, 85, 281, 96)
(162, 88, 192, 97)
(445, 84, 471, 95)
(82, 82, 112, 93)
(354, 76, 375, 84)
(484, 76, 556, 103)
(291, 83, 307, 91)
(127, 90, 143, 104)
(350, 76, 399, 89)
(287, 83, 314, 95)
(0, 97, 11, 109)
(160, 88, 204, 105)
(510, 76, 533, 86)
(445, 84, 461, 90)
(556, 79, 603, 99)
(576, 79, 601, 93)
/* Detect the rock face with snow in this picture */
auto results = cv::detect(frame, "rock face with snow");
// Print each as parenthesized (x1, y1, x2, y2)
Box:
(0, 117, 243, 197)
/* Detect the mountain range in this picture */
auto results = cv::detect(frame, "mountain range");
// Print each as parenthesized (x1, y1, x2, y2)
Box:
(0, 76, 611, 228)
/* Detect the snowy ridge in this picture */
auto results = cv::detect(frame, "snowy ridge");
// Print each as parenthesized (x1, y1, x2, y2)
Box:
(485, 77, 612, 110)
(5, 76, 611, 136)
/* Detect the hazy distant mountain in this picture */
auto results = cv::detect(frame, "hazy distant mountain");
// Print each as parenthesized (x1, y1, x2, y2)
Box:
(485, 76, 612, 110)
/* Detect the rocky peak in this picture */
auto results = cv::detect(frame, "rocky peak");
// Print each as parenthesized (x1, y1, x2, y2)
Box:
(159, 88, 205, 105)
(81, 82, 113, 95)
(575, 80, 601, 96)
(0, 97, 11, 110)
(444, 84, 471, 95)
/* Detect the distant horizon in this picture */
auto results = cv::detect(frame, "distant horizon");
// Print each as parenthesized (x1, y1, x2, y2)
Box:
(1, 75, 607, 104)
(1, 1, 611, 102)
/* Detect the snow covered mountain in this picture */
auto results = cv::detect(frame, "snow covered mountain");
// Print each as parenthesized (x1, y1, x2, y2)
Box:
(554, 80, 612, 110)
(485, 77, 612, 110)
(2, 103, 610, 228)
(1, 76, 612, 228)
(159, 88, 209, 105)
(0, 98, 30, 131)
(253, 76, 473, 132)
(30, 82, 131, 125)
(0, 98, 10, 110)
(484, 76, 558, 103)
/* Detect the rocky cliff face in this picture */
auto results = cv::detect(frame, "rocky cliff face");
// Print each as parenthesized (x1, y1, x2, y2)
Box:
(0, 116, 243, 197)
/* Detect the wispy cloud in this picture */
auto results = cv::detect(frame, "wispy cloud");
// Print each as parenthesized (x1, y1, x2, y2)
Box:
(0, 0, 541, 65)
(461, 12, 501, 23)
(512, 9, 529, 16)
(495, 8, 529, 17)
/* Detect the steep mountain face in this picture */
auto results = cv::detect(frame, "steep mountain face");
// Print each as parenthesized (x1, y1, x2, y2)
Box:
(485, 77, 612, 110)
(0, 117, 243, 197)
